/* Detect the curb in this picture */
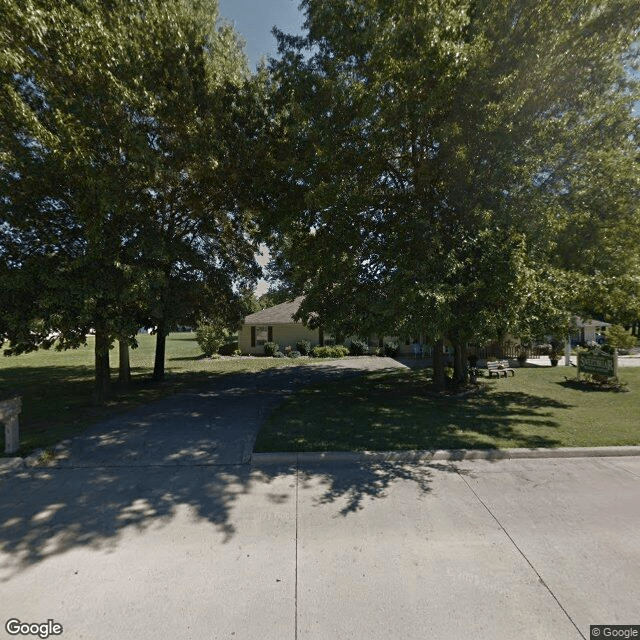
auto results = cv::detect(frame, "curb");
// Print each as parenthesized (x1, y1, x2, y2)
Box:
(251, 446, 640, 465)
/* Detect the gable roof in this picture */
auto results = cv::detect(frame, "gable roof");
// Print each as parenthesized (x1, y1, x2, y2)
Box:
(574, 316, 612, 328)
(243, 296, 305, 325)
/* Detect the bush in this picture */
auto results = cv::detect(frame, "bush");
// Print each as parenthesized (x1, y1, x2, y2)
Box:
(296, 340, 311, 356)
(288, 350, 301, 358)
(536, 343, 552, 356)
(196, 323, 229, 357)
(467, 354, 479, 367)
(264, 341, 279, 356)
(312, 345, 349, 358)
(349, 339, 369, 356)
(383, 342, 399, 358)
(218, 340, 239, 356)
(605, 324, 637, 350)
(273, 351, 285, 358)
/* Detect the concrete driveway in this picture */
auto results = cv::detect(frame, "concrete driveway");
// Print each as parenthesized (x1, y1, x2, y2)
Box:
(1, 359, 639, 639)
(39, 357, 407, 468)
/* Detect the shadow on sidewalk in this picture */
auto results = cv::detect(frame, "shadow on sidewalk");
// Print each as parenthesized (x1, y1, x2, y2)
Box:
(0, 458, 464, 581)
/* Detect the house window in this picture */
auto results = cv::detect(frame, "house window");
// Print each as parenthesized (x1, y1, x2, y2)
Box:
(256, 326, 269, 346)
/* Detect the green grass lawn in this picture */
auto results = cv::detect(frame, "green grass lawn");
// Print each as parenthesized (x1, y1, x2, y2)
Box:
(254, 366, 640, 452)
(0, 333, 315, 457)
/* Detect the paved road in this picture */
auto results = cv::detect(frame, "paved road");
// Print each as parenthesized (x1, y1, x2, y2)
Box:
(2, 456, 639, 639)
(1, 358, 639, 639)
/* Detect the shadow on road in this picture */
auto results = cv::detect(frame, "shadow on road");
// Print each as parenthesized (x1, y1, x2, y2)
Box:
(1, 360, 421, 579)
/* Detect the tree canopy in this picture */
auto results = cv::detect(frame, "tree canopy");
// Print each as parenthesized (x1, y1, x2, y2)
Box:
(1, 0, 265, 399)
(263, 0, 640, 385)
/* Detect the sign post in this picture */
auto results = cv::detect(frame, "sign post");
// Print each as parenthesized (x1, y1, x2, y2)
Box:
(564, 337, 571, 366)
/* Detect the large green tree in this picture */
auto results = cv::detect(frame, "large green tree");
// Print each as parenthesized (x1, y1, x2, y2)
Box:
(263, 0, 640, 387)
(1, 0, 263, 398)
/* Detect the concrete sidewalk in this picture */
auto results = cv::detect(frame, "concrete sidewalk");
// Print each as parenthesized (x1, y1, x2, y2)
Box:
(2, 455, 639, 639)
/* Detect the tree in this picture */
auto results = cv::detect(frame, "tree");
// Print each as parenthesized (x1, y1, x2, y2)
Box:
(1, 0, 148, 400)
(0, 0, 264, 397)
(605, 324, 637, 350)
(263, 0, 640, 388)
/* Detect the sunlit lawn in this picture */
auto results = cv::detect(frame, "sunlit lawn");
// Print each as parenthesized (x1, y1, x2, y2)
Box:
(0, 332, 315, 456)
(255, 366, 640, 452)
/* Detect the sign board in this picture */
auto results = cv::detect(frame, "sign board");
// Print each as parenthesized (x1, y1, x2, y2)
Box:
(577, 350, 618, 379)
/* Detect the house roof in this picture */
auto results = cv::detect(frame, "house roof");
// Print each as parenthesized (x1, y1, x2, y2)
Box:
(574, 316, 612, 328)
(243, 296, 305, 325)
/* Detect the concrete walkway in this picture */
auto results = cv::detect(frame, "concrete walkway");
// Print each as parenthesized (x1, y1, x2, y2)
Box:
(2, 358, 639, 639)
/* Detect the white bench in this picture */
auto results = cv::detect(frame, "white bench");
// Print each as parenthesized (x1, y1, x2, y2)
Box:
(487, 360, 515, 378)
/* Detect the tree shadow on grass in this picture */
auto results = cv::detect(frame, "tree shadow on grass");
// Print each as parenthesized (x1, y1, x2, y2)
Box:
(556, 378, 627, 393)
(257, 382, 574, 453)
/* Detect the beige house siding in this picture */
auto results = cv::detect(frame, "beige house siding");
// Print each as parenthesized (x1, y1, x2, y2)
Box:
(239, 322, 320, 355)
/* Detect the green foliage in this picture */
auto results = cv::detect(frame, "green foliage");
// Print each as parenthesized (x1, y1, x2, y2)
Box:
(263, 341, 279, 356)
(288, 350, 301, 358)
(383, 342, 399, 358)
(0, 0, 265, 396)
(349, 340, 369, 356)
(605, 325, 637, 350)
(195, 323, 230, 357)
(296, 340, 311, 356)
(218, 341, 240, 356)
(311, 345, 349, 358)
(264, 0, 640, 379)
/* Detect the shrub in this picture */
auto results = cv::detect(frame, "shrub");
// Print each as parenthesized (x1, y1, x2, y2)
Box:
(312, 345, 348, 358)
(467, 354, 479, 367)
(232, 349, 242, 357)
(296, 340, 311, 356)
(273, 351, 285, 358)
(218, 340, 239, 356)
(605, 324, 637, 350)
(264, 341, 279, 356)
(288, 350, 301, 358)
(536, 343, 552, 356)
(349, 339, 369, 356)
(196, 323, 229, 357)
(383, 342, 399, 358)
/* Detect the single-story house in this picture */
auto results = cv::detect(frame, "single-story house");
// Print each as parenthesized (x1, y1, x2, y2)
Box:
(239, 297, 328, 355)
(238, 297, 422, 356)
(570, 317, 611, 345)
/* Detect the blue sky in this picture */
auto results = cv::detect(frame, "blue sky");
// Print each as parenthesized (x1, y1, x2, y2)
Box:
(217, 0, 306, 71)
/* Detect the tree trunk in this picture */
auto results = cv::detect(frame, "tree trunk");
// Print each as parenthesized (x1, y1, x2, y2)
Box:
(118, 339, 131, 384)
(153, 329, 166, 381)
(453, 340, 468, 385)
(432, 337, 446, 391)
(93, 327, 111, 404)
